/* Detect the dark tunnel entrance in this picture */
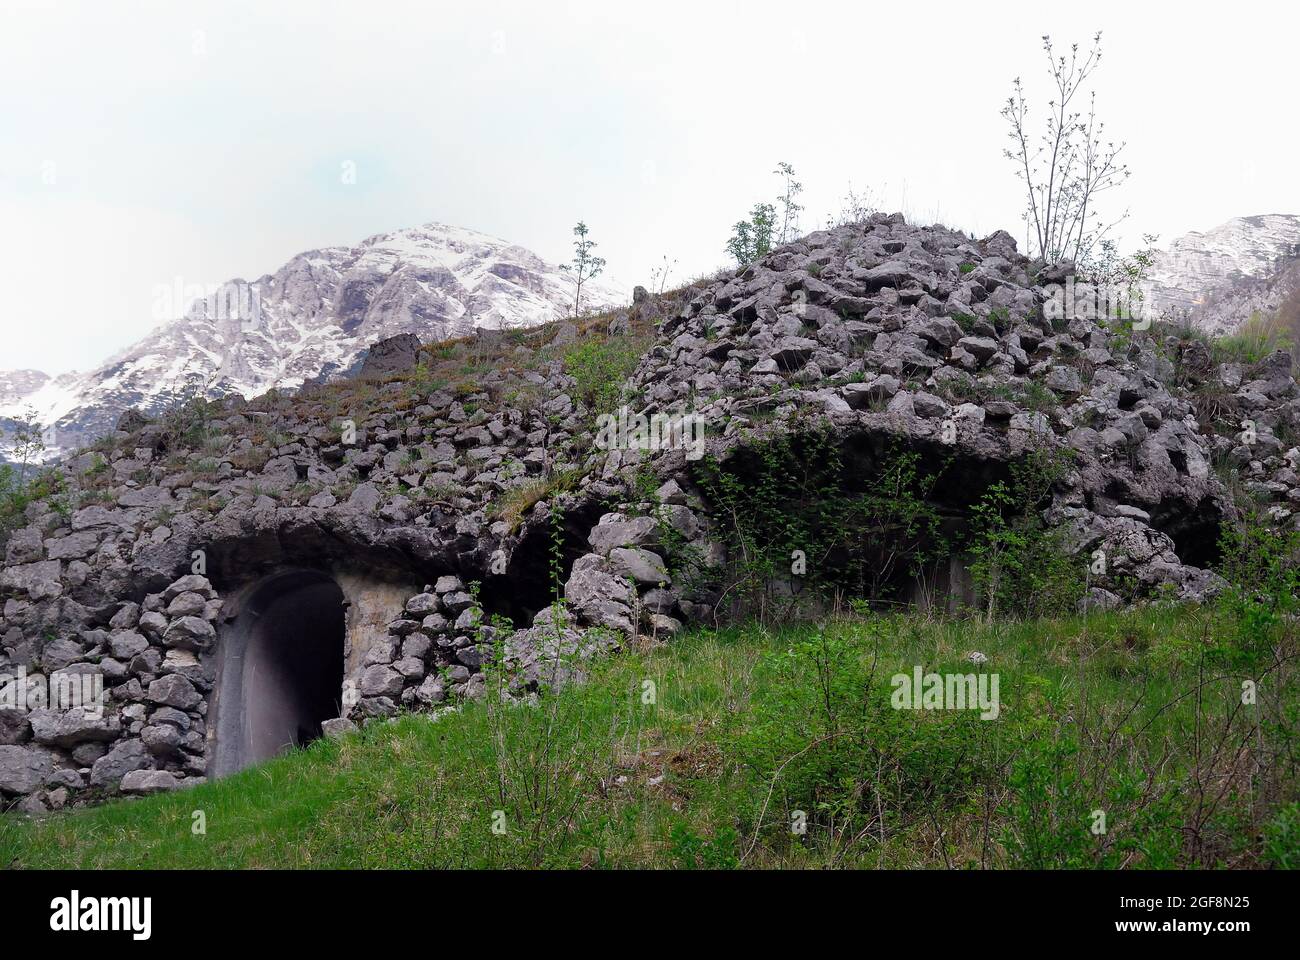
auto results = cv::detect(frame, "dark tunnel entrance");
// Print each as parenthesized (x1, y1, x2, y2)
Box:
(478, 497, 608, 628)
(211, 569, 347, 778)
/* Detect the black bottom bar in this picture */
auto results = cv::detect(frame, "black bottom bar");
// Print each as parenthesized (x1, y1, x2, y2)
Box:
(1, 870, 1282, 945)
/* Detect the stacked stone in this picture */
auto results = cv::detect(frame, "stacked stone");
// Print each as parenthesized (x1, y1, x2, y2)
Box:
(562, 479, 721, 638)
(604, 214, 1241, 602)
(0, 573, 220, 812)
(352, 575, 490, 719)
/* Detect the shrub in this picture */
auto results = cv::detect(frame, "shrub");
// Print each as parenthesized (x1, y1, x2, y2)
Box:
(0, 465, 66, 542)
(726, 204, 776, 266)
(967, 448, 1085, 620)
(1214, 508, 1300, 669)
(561, 336, 643, 417)
(1263, 802, 1300, 869)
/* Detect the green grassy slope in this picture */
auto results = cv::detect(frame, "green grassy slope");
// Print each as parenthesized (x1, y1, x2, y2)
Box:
(3, 608, 1298, 869)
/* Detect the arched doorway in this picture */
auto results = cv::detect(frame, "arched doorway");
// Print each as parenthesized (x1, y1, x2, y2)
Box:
(210, 569, 347, 777)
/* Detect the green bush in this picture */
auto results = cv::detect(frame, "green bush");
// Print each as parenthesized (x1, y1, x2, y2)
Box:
(1263, 802, 1300, 869)
(0, 464, 67, 542)
(1214, 509, 1300, 669)
(561, 336, 643, 417)
(998, 725, 1182, 869)
(967, 449, 1085, 620)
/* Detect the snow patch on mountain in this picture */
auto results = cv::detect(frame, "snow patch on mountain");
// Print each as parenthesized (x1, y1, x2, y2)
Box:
(0, 222, 626, 460)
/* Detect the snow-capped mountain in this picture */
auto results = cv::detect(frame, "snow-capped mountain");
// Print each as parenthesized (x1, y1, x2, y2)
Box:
(0, 223, 625, 460)
(1146, 214, 1300, 333)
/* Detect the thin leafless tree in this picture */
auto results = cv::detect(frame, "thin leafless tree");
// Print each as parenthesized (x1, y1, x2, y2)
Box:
(1003, 33, 1131, 266)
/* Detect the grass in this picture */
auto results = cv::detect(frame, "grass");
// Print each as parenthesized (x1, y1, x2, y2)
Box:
(4, 605, 1297, 870)
(490, 468, 582, 534)
(1213, 311, 1294, 367)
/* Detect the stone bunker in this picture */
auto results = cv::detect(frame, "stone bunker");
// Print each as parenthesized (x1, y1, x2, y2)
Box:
(3, 213, 1265, 812)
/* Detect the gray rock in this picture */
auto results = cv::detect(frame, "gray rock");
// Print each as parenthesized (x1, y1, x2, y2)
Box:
(842, 375, 900, 409)
(359, 665, 404, 698)
(45, 531, 101, 561)
(120, 769, 180, 794)
(0, 709, 31, 745)
(141, 722, 184, 756)
(109, 602, 141, 630)
(956, 336, 999, 363)
(89, 739, 152, 789)
(393, 656, 426, 680)
(40, 638, 83, 672)
(0, 560, 62, 598)
(401, 634, 432, 660)
(321, 717, 357, 739)
(440, 591, 475, 615)
(162, 616, 216, 651)
(149, 706, 191, 730)
(1046, 364, 1084, 396)
(138, 610, 168, 639)
(565, 554, 636, 632)
(916, 317, 964, 349)
(28, 709, 122, 748)
(163, 575, 215, 603)
(359, 333, 421, 379)
(609, 547, 671, 586)
(0, 744, 56, 794)
(587, 515, 659, 555)
(434, 575, 466, 594)
(414, 675, 446, 704)
(109, 630, 150, 660)
(640, 587, 679, 616)
(420, 613, 450, 636)
(453, 607, 482, 632)
(405, 593, 439, 615)
(165, 591, 209, 618)
(147, 675, 202, 710)
(347, 482, 383, 513)
(4, 527, 45, 565)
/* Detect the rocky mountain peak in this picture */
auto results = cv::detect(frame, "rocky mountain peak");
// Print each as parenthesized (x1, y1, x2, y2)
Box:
(1146, 214, 1300, 333)
(0, 222, 624, 460)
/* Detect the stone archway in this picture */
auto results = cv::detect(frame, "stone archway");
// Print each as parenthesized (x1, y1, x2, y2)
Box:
(209, 569, 347, 778)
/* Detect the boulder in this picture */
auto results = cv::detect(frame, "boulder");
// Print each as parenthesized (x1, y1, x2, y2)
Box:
(146, 674, 202, 710)
(89, 739, 152, 789)
(120, 769, 180, 794)
(0, 744, 56, 794)
(359, 333, 422, 379)
(28, 709, 121, 748)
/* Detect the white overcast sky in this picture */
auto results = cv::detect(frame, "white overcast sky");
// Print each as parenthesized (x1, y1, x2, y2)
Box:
(1, 0, 1296, 374)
